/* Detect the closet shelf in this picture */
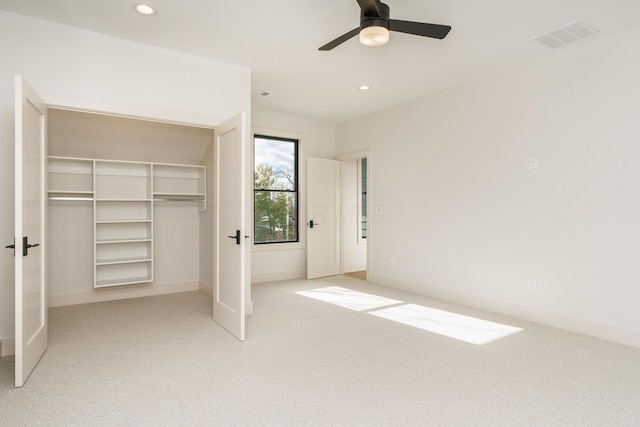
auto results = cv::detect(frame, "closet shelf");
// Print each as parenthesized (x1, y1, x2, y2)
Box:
(48, 190, 94, 201)
(95, 173, 149, 178)
(95, 276, 153, 288)
(96, 257, 152, 266)
(153, 193, 205, 201)
(95, 198, 152, 202)
(96, 219, 152, 224)
(96, 238, 152, 245)
(48, 190, 94, 194)
(155, 175, 202, 180)
(48, 196, 94, 201)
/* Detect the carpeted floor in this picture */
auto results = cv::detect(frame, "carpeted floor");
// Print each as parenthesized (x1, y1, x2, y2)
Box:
(1, 275, 640, 426)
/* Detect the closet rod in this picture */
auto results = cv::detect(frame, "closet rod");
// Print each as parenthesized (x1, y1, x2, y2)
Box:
(153, 198, 202, 202)
(48, 197, 94, 201)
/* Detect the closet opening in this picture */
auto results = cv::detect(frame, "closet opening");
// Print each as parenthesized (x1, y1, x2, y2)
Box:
(13, 76, 248, 387)
(46, 108, 215, 307)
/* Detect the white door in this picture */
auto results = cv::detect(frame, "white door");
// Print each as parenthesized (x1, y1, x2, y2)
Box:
(14, 75, 47, 387)
(307, 157, 341, 279)
(214, 113, 246, 340)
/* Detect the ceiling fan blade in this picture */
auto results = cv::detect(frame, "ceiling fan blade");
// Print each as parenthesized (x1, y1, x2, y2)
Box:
(389, 19, 451, 39)
(319, 28, 360, 51)
(357, 0, 380, 17)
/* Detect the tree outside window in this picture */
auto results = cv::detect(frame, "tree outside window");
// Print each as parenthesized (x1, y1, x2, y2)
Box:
(254, 135, 298, 244)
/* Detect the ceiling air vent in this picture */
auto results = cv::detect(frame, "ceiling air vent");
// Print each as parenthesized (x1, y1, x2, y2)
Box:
(532, 21, 600, 48)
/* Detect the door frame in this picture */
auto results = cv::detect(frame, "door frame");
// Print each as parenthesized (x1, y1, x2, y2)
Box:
(336, 149, 372, 279)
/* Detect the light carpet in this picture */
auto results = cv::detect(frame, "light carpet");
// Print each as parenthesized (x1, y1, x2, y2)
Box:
(1, 275, 640, 426)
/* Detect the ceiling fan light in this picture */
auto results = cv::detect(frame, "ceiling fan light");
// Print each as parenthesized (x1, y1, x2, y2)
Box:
(359, 26, 389, 47)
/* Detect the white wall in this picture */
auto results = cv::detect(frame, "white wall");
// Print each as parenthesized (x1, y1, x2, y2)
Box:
(250, 107, 336, 282)
(336, 30, 640, 347)
(47, 109, 213, 163)
(47, 199, 202, 306)
(0, 11, 251, 352)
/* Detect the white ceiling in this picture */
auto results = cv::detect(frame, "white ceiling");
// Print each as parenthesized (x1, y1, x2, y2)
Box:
(2, 0, 640, 123)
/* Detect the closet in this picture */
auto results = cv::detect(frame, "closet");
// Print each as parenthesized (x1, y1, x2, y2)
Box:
(13, 76, 247, 387)
(46, 109, 213, 304)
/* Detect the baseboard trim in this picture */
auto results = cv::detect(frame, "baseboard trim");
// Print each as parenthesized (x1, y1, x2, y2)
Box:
(1, 337, 15, 357)
(343, 263, 366, 274)
(252, 270, 305, 284)
(199, 281, 213, 298)
(48, 281, 200, 308)
(368, 273, 640, 349)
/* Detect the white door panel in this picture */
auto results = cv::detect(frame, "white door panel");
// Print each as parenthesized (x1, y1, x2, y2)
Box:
(14, 75, 47, 387)
(307, 157, 341, 279)
(214, 113, 246, 340)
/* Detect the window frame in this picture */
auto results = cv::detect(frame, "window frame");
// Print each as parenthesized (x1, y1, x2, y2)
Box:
(253, 133, 300, 245)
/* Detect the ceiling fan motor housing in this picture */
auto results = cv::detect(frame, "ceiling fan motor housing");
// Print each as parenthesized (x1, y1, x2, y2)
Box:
(360, 1, 389, 30)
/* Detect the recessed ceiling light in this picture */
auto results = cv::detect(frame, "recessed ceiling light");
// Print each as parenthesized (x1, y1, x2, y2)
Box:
(133, 4, 156, 15)
(359, 85, 371, 91)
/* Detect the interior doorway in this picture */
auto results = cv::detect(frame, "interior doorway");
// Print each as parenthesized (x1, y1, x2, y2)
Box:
(338, 150, 371, 281)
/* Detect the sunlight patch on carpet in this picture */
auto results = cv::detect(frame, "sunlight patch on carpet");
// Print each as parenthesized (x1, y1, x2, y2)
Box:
(296, 286, 403, 311)
(369, 303, 523, 345)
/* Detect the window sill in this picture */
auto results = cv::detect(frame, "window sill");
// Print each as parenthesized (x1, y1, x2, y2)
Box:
(252, 242, 305, 252)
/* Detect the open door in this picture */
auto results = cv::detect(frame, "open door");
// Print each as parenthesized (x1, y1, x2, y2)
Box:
(214, 113, 246, 340)
(307, 157, 341, 279)
(13, 75, 47, 387)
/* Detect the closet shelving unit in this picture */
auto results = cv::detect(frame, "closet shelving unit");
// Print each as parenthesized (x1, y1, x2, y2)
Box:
(47, 156, 206, 289)
(152, 163, 207, 212)
(94, 160, 153, 288)
(47, 157, 94, 201)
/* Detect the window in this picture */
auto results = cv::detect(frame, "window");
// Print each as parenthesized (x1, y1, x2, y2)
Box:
(254, 135, 299, 244)
(358, 157, 367, 240)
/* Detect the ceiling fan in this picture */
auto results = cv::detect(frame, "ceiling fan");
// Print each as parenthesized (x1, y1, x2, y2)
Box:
(319, 0, 451, 51)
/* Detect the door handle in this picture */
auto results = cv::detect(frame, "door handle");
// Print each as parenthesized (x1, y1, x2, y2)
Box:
(22, 236, 39, 257)
(228, 230, 241, 245)
(227, 230, 250, 245)
(308, 220, 319, 229)
(5, 238, 15, 257)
